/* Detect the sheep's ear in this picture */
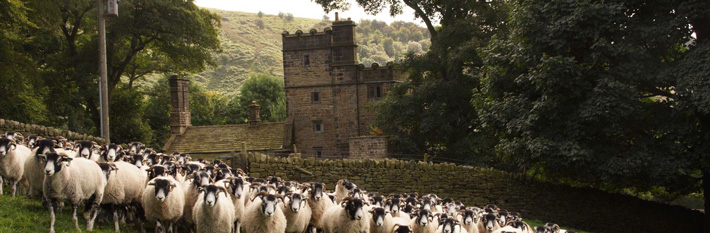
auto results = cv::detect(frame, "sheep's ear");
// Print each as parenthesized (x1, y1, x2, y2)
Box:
(9, 142, 16, 150)
(110, 163, 119, 171)
(198, 186, 206, 192)
(63, 157, 73, 167)
(368, 209, 374, 213)
(147, 180, 156, 186)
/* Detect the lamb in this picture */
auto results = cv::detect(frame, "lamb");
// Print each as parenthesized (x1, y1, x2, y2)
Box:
(192, 184, 235, 233)
(182, 169, 213, 232)
(98, 161, 148, 232)
(42, 152, 106, 233)
(24, 139, 56, 197)
(334, 179, 357, 203)
(410, 209, 438, 233)
(241, 192, 287, 233)
(142, 176, 185, 233)
(282, 191, 312, 233)
(0, 138, 32, 196)
(308, 182, 335, 228)
(321, 197, 370, 233)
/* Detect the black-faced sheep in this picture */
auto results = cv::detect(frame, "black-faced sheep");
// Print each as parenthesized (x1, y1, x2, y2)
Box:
(0, 138, 32, 196)
(242, 192, 287, 233)
(142, 176, 185, 233)
(321, 197, 370, 233)
(193, 184, 235, 233)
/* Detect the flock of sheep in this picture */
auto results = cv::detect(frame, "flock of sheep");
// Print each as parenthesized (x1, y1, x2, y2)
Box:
(0, 131, 578, 233)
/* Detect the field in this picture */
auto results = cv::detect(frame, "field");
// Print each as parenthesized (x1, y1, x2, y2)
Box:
(0, 194, 590, 233)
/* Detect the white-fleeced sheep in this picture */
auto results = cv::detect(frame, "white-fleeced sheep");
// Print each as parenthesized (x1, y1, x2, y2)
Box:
(182, 169, 212, 231)
(307, 182, 335, 228)
(222, 177, 248, 233)
(24, 139, 56, 197)
(460, 210, 481, 233)
(321, 197, 370, 233)
(74, 140, 99, 161)
(436, 218, 468, 233)
(282, 191, 312, 233)
(0, 138, 32, 196)
(98, 161, 148, 232)
(411, 209, 438, 233)
(481, 213, 501, 233)
(334, 179, 356, 203)
(242, 192, 287, 233)
(369, 207, 395, 233)
(142, 176, 185, 233)
(192, 184, 235, 233)
(42, 152, 106, 233)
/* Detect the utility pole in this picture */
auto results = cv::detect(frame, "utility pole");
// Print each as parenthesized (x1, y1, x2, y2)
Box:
(98, 0, 110, 143)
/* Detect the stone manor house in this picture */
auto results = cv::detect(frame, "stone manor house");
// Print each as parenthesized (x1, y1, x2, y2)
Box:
(164, 17, 406, 159)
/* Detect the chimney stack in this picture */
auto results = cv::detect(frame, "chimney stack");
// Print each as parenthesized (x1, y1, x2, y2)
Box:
(335, 12, 339, 21)
(248, 101, 261, 126)
(169, 75, 191, 135)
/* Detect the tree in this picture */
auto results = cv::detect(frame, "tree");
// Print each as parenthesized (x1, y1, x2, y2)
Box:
(257, 11, 264, 18)
(285, 13, 294, 21)
(109, 85, 152, 144)
(278, 12, 285, 19)
(230, 73, 286, 124)
(256, 19, 265, 29)
(383, 38, 395, 57)
(478, 0, 710, 229)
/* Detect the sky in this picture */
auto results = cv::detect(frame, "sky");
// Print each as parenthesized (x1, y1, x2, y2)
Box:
(194, 0, 423, 25)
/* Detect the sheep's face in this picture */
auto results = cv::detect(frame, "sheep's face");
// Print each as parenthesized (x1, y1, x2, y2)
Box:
(201, 184, 224, 207)
(339, 179, 356, 190)
(508, 221, 526, 231)
(75, 141, 95, 159)
(44, 152, 71, 176)
(414, 209, 433, 226)
(544, 223, 560, 233)
(177, 153, 190, 165)
(35, 139, 55, 157)
(129, 142, 141, 154)
(405, 197, 417, 207)
(102, 143, 121, 162)
(132, 155, 145, 168)
(310, 183, 325, 201)
(497, 210, 509, 226)
(4, 132, 17, 140)
(260, 194, 281, 216)
(146, 154, 159, 166)
(26, 136, 39, 148)
(216, 168, 232, 181)
(0, 138, 16, 156)
(98, 162, 118, 181)
(194, 170, 211, 188)
(149, 178, 176, 203)
(344, 198, 365, 220)
(160, 155, 172, 165)
(148, 165, 167, 180)
(483, 213, 498, 231)
(227, 178, 245, 199)
(385, 199, 400, 214)
(438, 218, 458, 233)
(393, 225, 413, 233)
(350, 188, 366, 200)
(286, 193, 306, 212)
(370, 195, 384, 207)
(420, 198, 432, 211)
(462, 210, 475, 225)
(369, 207, 388, 227)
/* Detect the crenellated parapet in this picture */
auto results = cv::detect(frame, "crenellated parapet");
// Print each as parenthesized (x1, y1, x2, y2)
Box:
(282, 27, 334, 52)
(357, 62, 407, 83)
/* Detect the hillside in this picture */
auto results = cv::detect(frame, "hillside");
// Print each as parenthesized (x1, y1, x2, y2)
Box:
(191, 9, 429, 95)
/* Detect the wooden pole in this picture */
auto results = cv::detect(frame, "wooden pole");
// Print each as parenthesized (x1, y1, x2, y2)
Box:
(98, 0, 110, 142)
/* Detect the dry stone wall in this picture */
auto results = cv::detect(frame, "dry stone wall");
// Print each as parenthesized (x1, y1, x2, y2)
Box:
(0, 118, 106, 144)
(237, 153, 703, 233)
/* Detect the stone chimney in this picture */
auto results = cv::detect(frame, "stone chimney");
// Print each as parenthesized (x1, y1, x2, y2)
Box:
(335, 12, 339, 21)
(169, 75, 191, 135)
(248, 101, 261, 126)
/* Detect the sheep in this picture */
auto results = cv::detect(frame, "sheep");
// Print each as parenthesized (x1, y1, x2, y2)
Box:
(182, 169, 213, 232)
(25, 135, 41, 148)
(321, 197, 370, 233)
(393, 224, 415, 233)
(386, 198, 410, 219)
(460, 210, 481, 233)
(74, 140, 99, 161)
(98, 161, 148, 232)
(480, 213, 501, 233)
(369, 207, 395, 233)
(436, 218, 468, 233)
(492, 221, 532, 233)
(410, 209, 438, 233)
(142, 176, 185, 233)
(282, 191, 312, 233)
(128, 142, 145, 155)
(543, 223, 567, 233)
(42, 152, 106, 233)
(241, 192, 287, 233)
(192, 184, 235, 233)
(24, 139, 56, 198)
(0, 138, 32, 196)
(334, 179, 357, 203)
(100, 143, 122, 162)
(223, 177, 248, 233)
(308, 182, 335, 228)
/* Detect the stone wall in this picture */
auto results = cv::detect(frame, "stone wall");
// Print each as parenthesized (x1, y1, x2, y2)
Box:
(0, 118, 106, 144)
(237, 154, 703, 233)
(349, 136, 388, 158)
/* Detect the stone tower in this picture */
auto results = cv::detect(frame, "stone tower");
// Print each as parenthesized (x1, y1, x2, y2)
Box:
(169, 75, 191, 135)
(282, 17, 405, 158)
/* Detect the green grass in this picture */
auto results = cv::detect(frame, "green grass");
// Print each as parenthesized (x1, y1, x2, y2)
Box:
(0, 194, 140, 233)
(524, 218, 591, 233)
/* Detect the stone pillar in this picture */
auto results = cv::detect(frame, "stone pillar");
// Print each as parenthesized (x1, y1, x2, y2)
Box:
(169, 75, 191, 135)
(248, 101, 261, 126)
